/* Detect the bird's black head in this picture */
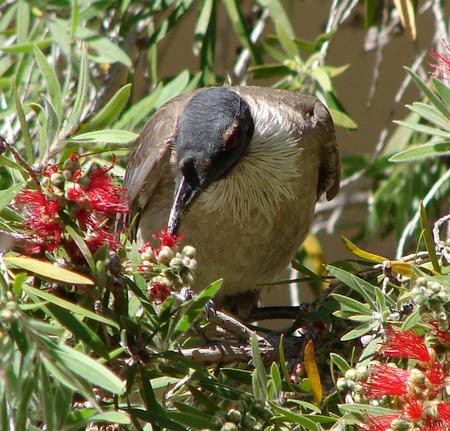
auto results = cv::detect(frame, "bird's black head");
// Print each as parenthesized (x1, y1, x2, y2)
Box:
(168, 87, 254, 234)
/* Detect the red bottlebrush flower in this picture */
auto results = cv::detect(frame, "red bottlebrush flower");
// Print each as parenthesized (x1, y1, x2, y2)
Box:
(437, 402, 450, 425)
(382, 327, 431, 363)
(360, 414, 398, 431)
(404, 397, 424, 421)
(82, 166, 128, 214)
(429, 321, 450, 343)
(67, 165, 128, 215)
(149, 282, 170, 304)
(363, 364, 410, 398)
(153, 228, 183, 249)
(428, 41, 450, 80)
(426, 359, 445, 393)
(15, 190, 63, 252)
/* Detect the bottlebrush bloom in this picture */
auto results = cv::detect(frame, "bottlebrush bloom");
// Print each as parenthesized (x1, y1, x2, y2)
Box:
(360, 414, 398, 431)
(429, 41, 450, 80)
(149, 282, 171, 304)
(67, 165, 128, 216)
(14, 190, 63, 252)
(152, 228, 183, 249)
(382, 326, 431, 363)
(363, 364, 410, 398)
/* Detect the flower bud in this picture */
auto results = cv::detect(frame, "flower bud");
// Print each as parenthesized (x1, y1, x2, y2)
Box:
(390, 418, 412, 431)
(182, 245, 196, 258)
(345, 368, 357, 381)
(50, 172, 65, 188)
(227, 409, 241, 423)
(241, 414, 257, 428)
(356, 366, 368, 380)
(220, 423, 237, 431)
(409, 368, 425, 386)
(157, 246, 174, 265)
(169, 257, 184, 270)
(336, 377, 348, 391)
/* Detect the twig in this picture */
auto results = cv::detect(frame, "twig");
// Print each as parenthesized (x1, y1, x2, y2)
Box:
(207, 310, 253, 341)
(233, 8, 269, 81)
(433, 214, 450, 264)
(397, 168, 450, 258)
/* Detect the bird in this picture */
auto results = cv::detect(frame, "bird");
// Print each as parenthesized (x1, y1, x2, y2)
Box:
(124, 86, 340, 316)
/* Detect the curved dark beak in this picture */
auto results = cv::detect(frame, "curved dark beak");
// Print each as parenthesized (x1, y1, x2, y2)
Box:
(167, 177, 200, 235)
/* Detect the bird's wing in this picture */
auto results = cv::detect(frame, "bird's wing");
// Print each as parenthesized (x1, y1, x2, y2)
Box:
(124, 91, 197, 215)
(233, 86, 340, 201)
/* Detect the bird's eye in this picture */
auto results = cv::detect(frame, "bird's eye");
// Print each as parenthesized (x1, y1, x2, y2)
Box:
(224, 125, 240, 150)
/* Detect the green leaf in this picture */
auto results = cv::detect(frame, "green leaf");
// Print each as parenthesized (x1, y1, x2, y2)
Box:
(432, 78, 450, 105)
(339, 403, 397, 416)
(67, 46, 88, 130)
(341, 322, 377, 341)
(0, 182, 25, 212)
(405, 67, 448, 116)
(90, 411, 130, 425)
(85, 37, 131, 67)
(251, 332, 268, 401)
(250, 63, 291, 79)
(33, 46, 63, 122)
(419, 202, 440, 273)
(389, 140, 450, 162)
(1, 39, 53, 53)
(69, 130, 138, 144)
(311, 67, 333, 91)
(174, 279, 222, 333)
(327, 265, 377, 307)
(270, 362, 281, 397)
(16, 0, 30, 44)
(47, 304, 108, 356)
(65, 225, 96, 274)
(270, 404, 320, 430)
(406, 102, 449, 130)
(12, 79, 33, 161)
(332, 293, 373, 315)
(56, 343, 125, 394)
(329, 108, 358, 130)
(393, 120, 450, 138)
(157, 69, 191, 108)
(221, 368, 253, 385)
(5, 255, 94, 285)
(223, 0, 261, 63)
(257, 0, 298, 57)
(169, 405, 214, 429)
(330, 352, 350, 374)
(80, 84, 131, 132)
(23, 284, 119, 329)
(365, 0, 384, 28)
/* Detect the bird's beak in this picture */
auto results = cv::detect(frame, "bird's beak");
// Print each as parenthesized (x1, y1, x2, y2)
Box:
(167, 177, 200, 235)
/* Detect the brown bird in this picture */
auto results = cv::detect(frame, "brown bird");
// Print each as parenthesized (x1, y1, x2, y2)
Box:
(125, 86, 340, 315)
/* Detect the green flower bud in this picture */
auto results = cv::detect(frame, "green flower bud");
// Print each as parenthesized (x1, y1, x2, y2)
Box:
(220, 423, 237, 431)
(409, 368, 425, 386)
(336, 377, 348, 391)
(345, 368, 357, 381)
(227, 409, 241, 423)
(50, 172, 65, 188)
(182, 245, 196, 258)
(169, 257, 184, 270)
(242, 414, 257, 428)
(157, 246, 174, 265)
(356, 366, 368, 380)
(390, 418, 412, 431)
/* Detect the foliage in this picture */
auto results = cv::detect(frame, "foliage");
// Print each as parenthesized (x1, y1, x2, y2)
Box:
(0, 1, 448, 430)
